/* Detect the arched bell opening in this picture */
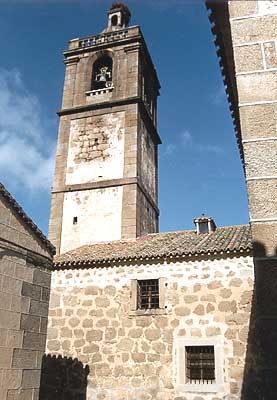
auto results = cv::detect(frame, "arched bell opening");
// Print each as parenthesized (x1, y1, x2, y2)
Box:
(92, 56, 113, 91)
(111, 14, 118, 27)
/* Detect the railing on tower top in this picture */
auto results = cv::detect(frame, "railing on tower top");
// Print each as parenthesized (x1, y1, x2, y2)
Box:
(79, 29, 129, 49)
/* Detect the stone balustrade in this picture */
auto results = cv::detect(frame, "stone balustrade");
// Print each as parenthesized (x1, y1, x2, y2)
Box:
(79, 30, 129, 49)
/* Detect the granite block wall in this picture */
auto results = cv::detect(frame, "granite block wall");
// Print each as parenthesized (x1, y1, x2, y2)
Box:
(209, 1, 277, 397)
(229, 0, 277, 255)
(0, 195, 53, 400)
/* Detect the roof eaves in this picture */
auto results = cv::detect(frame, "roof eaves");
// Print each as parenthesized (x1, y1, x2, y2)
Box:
(206, 0, 245, 173)
(54, 244, 252, 270)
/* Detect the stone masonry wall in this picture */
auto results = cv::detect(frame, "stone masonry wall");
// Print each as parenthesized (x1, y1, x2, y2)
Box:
(59, 110, 126, 253)
(47, 254, 253, 400)
(0, 196, 52, 400)
(66, 112, 125, 186)
(226, 2, 277, 396)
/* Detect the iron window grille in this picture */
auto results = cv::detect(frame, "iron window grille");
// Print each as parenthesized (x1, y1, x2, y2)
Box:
(185, 346, 215, 384)
(137, 279, 159, 310)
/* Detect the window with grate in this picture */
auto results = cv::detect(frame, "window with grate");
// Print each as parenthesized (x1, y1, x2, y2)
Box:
(137, 279, 159, 310)
(185, 346, 215, 384)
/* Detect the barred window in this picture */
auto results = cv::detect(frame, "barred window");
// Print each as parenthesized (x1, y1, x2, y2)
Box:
(137, 279, 159, 310)
(185, 346, 215, 384)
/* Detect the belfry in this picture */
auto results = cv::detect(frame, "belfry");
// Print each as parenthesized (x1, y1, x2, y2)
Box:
(49, 3, 161, 255)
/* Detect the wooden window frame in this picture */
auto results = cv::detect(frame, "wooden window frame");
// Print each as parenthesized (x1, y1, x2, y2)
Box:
(137, 279, 159, 310)
(130, 277, 166, 315)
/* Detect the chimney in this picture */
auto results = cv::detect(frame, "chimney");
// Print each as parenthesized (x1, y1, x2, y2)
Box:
(194, 214, 217, 235)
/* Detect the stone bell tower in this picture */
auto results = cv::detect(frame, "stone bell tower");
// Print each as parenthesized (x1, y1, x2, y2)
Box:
(48, 3, 161, 255)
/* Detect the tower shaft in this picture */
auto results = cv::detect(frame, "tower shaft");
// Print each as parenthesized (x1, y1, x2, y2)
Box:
(49, 7, 161, 255)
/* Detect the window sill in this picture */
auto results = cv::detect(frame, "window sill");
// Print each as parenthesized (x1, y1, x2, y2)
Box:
(177, 383, 220, 394)
(129, 308, 168, 317)
(86, 87, 114, 96)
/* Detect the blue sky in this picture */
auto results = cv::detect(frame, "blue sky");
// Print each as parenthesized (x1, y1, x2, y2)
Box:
(0, 0, 249, 235)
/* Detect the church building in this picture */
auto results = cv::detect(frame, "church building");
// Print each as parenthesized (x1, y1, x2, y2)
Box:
(45, 2, 273, 399)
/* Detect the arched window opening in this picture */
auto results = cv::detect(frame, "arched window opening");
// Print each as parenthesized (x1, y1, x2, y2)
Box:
(92, 56, 113, 91)
(111, 15, 118, 26)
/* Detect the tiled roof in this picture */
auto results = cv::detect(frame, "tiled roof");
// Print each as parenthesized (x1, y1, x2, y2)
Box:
(0, 182, 56, 255)
(55, 224, 252, 268)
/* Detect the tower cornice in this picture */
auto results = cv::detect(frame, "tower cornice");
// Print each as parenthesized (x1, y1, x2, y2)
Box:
(56, 96, 162, 145)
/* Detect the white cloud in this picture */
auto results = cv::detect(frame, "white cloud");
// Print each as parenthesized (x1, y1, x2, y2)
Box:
(161, 128, 223, 159)
(0, 68, 55, 193)
(211, 85, 226, 106)
(181, 130, 192, 145)
(180, 129, 223, 154)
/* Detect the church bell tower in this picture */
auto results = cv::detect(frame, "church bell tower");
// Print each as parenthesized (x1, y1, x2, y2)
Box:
(48, 3, 161, 255)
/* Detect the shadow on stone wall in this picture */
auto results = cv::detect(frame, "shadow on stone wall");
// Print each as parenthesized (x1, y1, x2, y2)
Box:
(39, 354, 90, 400)
(242, 242, 277, 400)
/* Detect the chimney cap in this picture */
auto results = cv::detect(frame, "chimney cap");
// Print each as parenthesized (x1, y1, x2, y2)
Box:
(194, 213, 217, 234)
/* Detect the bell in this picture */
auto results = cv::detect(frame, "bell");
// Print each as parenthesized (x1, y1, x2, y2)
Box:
(99, 75, 107, 82)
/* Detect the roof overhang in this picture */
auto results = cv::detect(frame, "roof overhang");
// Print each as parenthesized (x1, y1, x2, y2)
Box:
(206, 0, 245, 172)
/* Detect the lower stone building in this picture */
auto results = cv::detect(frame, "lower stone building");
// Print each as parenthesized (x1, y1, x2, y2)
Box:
(47, 220, 253, 400)
(0, 183, 55, 400)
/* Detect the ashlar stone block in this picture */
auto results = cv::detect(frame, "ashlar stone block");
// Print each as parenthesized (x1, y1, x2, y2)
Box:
(229, 0, 258, 18)
(237, 71, 277, 103)
(12, 349, 37, 369)
(247, 178, 277, 219)
(239, 103, 277, 139)
(234, 43, 263, 73)
(231, 15, 277, 46)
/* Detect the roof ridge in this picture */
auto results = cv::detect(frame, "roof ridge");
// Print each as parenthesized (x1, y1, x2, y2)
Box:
(141, 223, 250, 238)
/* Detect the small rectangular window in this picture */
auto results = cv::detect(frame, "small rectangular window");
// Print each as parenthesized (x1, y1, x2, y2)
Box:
(137, 279, 159, 310)
(73, 216, 78, 225)
(185, 346, 215, 384)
